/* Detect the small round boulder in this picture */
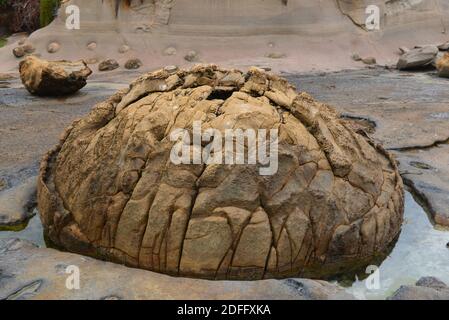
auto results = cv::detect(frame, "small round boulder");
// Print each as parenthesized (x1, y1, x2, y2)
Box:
(98, 59, 119, 71)
(124, 58, 142, 70)
(38, 65, 404, 280)
(47, 42, 61, 54)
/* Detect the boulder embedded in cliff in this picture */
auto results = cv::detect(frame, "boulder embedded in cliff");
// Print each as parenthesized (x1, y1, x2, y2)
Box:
(397, 46, 438, 70)
(19, 56, 92, 96)
(37, 65, 404, 280)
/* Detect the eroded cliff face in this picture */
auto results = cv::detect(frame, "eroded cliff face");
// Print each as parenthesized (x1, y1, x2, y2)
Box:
(1, 0, 448, 73)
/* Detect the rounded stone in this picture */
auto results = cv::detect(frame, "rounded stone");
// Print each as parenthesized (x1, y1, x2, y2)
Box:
(37, 65, 404, 280)
(22, 44, 35, 54)
(98, 59, 119, 71)
(87, 42, 97, 51)
(164, 46, 177, 56)
(119, 45, 131, 54)
(13, 47, 25, 58)
(124, 58, 142, 70)
(47, 42, 61, 54)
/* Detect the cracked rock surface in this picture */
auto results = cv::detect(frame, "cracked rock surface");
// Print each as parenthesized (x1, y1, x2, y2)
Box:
(19, 56, 92, 96)
(37, 65, 404, 280)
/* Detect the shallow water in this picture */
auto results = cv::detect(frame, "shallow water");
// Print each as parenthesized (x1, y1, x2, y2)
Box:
(345, 192, 449, 300)
(0, 192, 447, 300)
(0, 210, 45, 247)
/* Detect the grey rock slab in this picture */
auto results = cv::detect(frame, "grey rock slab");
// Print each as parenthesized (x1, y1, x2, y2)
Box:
(0, 238, 354, 300)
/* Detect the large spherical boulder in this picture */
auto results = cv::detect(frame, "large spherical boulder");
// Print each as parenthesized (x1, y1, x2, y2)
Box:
(38, 65, 404, 280)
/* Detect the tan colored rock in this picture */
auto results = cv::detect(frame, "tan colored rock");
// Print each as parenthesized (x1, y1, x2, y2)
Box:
(124, 58, 142, 70)
(164, 46, 177, 56)
(37, 65, 404, 280)
(184, 50, 198, 62)
(19, 56, 92, 96)
(98, 59, 119, 71)
(362, 57, 377, 65)
(22, 44, 35, 54)
(12, 47, 25, 58)
(47, 42, 61, 54)
(118, 45, 130, 54)
(87, 42, 97, 51)
(436, 52, 449, 78)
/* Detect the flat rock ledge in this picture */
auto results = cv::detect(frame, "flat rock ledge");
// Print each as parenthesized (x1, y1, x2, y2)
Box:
(0, 178, 37, 229)
(0, 238, 354, 300)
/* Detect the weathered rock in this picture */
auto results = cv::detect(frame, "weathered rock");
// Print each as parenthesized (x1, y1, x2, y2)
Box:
(436, 52, 449, 78)
(118, 45, 130, 54)
(19, 56, 92, 96)
(351, 53, 362, 61)
(13, 47, 25, 58)
(22, 44, 35, 54)
(124, 58, 142, 70)
(438, 41, 449, 51)
(163, 46, 177, 56)
(37, 65, 404, 280)
(98, 59, 119, 71)
(164, 65, 178, 73)
(397, 46, 438, 70)
(399, 47, 409, 54)
(388, 277, 449, 300)
(184, 50, 198, 62)
(0, 238, 353, 300)
(87, 42, 97, 51)
(85, 58, 98, 65)
(267, 52, 286, 59)
(47, 42, 60, 54)
(362, 57, 376, 65)
(0, 178, 37, 229)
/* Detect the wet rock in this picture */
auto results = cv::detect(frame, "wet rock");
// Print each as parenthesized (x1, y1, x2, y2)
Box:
(98, 59, 119, 71)
(37, 65, 404, 280)
(362, 57, 377, 65)
(397, 46, 439, 70)
(47, 42, 60, 54)
(0, 238, 354, 300)
(284, 279, 354, 300)
(164, 46, 177, 56)
(388, 277, 449, 300)
(19, 56, 92, 96)
(118, 45, 130, 54)
(87, 42, 97, 51)
(124, 58, 142, 70)
(436, 52, 449, 78)
(13, 47, 25, 58)
(0, 177, 36, 228)
(184, 50, 198, 62)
